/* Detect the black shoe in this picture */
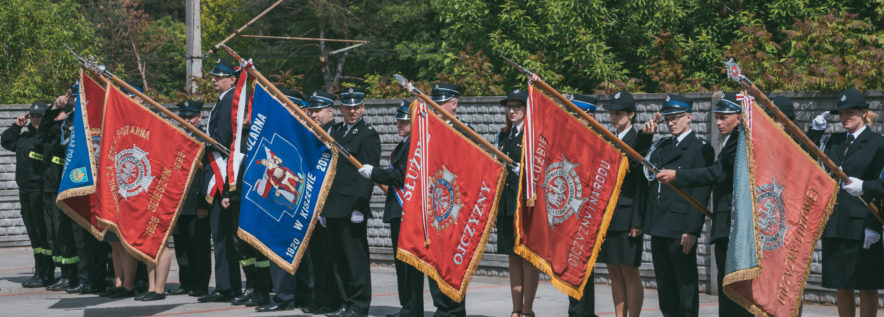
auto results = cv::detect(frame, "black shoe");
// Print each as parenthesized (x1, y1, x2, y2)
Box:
(329, 308, 366, 317)
(99, 287, 120, 297)
(255, 300, 294, 312)
(231, 290, 253, 305)
(139, 291, 166, 301)
(188, 289, 208, 297)
(108, 288, 135, 298)
(304, 306, 335, 314)
(245, 292, 270, 306)
(21, 274, 45, 288)
(83, 285, 105, 294)
(166, 287, 190, 295)
(197, 291, 233, 303)
(66, 283, 90, 294)
(324, 306, 348, 317)
(134, 292, 149, 301)
(46, 278, 70, 291)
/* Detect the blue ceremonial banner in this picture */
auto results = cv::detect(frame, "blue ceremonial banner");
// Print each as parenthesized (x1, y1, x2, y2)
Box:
(57, 69, 105, 238)
(237, 82, 338, 274)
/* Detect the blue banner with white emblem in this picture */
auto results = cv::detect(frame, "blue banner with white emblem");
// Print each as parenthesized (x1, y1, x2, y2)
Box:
(238, 82, 338, 274)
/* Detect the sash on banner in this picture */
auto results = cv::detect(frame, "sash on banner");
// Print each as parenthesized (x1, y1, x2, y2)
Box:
(723, 92, 838, 316)
(94, 84, 205, 264)
(515, 85, 629, 298)
(397, 100, 506, 302)
(237, 83, 338, 274)
(228, 60, 253, 191)
(56, 69, 106, 238)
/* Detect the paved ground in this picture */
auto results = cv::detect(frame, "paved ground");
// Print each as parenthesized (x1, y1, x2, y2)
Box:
(0, 246, 865, 316)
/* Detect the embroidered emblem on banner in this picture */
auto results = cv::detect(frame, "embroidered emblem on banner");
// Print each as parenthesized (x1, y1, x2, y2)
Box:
(543, 154, 587, 228)
(115, 145, 154, 199)
(756, 177, 789, 252)
(70, 167, 87, 183)
(254, 146, 305, 211)
(430, 166, 462, 231)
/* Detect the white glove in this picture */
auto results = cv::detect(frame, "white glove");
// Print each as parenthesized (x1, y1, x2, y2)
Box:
(350, 210, 365, 224)
(510, 163, 521, 174)
(318, 216, 327, 228)
(863, 228, 881, 249)
(811, 111, 830, 130)
(842, 177, 864, 197)
(358, 164, 374, 180)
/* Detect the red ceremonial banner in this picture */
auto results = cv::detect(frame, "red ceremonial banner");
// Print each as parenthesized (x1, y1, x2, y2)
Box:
(516, 85, 628, 298)
(94, 84, 205, 264)
(723, 94, 838, 316)
(396, 100, 506, 302)
(57, 69, 106, 238)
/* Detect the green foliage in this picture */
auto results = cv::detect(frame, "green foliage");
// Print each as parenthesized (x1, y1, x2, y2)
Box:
(0, 0, 99, 103)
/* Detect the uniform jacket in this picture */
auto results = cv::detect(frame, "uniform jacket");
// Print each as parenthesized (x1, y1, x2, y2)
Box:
(814, 128, 884, 240)
(496, 125, 523, 217)
(204, 88, 235, 199)
(675, 127, 740, 241)
(1, 123, 44, 191)
(863, 177, 884, 199)
(371, 136, 410, 222)
(39, 107, 70, 193)
(608, 127, 653, 232)
(323, 118, 381, 218)
(643, 131, 715, 239)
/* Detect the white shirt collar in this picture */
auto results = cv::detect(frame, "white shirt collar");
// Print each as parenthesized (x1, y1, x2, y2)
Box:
(616, 126, 632, 140)
(218, 87, 234, 101)
(721, 134, 731, 146)
(850, 125, 867, 140)
(675, 129, 693, 145)
(512, 121, 525, 134)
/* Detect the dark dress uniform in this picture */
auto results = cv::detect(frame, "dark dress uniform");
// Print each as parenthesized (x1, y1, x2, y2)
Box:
(862, 177, 884, 198)
(325, 116, 381, 316)
(2, 102, 52, 287)
(806, 90, 884, 290)
(40, 105, 80, 290)
(367, 103, 425, 317)
(494, 124, 522, 256)
(671, 94, 750, 317)
(231, 151, 272, 306)
(200, 80, 242, 301)
(306, 120, 345, 314)
(644, 94, 714, 317)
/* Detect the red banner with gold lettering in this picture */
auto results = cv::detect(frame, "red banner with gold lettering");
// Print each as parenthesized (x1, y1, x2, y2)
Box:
(94, 84, 205, 264)
(516, 85, 629, 298)
(396, 100, 506, 302)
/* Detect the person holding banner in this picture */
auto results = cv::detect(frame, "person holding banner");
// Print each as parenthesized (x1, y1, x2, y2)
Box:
(199, 58, 243, 303)
(655, 93, 751, 317)
(168, 100, 212, 298)
(643, 94, 714, 317)
(843, 176, 884, 199)
(806, 88, 884, 317)
(2, 101, 53, 288)
(357, 100, 425, 317)
(323, 87, 380, 317)
(494, 89, 540, 317)
(600, 91, 652, 317)
(301, 90, 346, 315)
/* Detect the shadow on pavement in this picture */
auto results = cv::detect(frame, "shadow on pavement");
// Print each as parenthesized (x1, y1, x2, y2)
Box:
(83, 303, 180, 317)
(49, 295, 128, 309)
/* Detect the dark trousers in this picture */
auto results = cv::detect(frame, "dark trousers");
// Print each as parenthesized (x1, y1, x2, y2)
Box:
(651, 236, 699, 317)
(76, 226, 108, 290)
(568, 274, 597, 317)
(268, 259, 312, 305)
(209, 196, 241, 294)
(390, 219, 424, 316)
(327, 217, 372, 314)
(714, 240, 752, 317)
(43, 192, 77, 280)
(310, 224, 343, 310)
(19, 190, 51, 276)
(428, 279, 465, 317)
(173, 214, 212, 292)
(231, 201, 271, 294)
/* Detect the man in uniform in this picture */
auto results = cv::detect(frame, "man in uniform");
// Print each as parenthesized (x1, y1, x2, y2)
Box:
(167, 100, 212, 298)
(256, 88, 315, 313)
(655, 93, 752, 317)
(2, 101, 52, 288)
(425, 83, 468, 317)
(198, 58, 243, 303)
(323, 87, 380, 317)
(357, 100, 425, 317)
(643, 94, 714, 317)
(299, 90, 347, 315)
(566, 94, 599, 317)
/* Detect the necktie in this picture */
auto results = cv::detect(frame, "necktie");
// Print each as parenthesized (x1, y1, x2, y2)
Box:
(844, 134, 855, 156)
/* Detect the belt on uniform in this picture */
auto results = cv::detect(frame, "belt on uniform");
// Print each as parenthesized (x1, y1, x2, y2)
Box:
(28, 151, 43, 161)
(51, 156, 64, 165)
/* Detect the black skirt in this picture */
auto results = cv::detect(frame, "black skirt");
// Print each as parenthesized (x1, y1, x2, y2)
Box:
(496, 214, 516, 256)
(599, 231, 643, 267)
(821, 237, 884, 290)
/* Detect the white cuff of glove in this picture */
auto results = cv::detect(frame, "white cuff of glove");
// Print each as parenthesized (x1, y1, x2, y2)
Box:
(811, 112, 830, 130)
(842, 177, 864, 197)
(318, 216, 327, 228)
(358, 164, 374, 180)
(511, 163, 521, 174)
(351, 210, 365, 224)
(863, 228, 881, 249)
